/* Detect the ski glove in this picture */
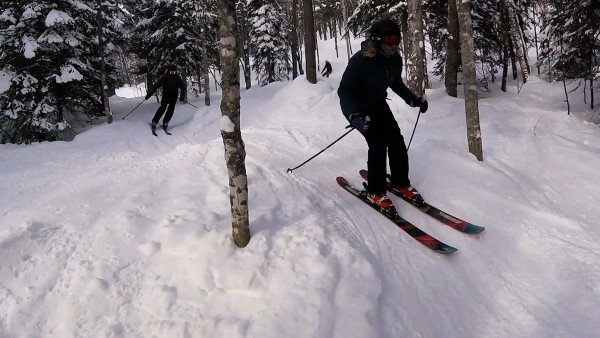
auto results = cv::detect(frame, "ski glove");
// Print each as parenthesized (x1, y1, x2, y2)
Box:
(412, 97, 428, 113)
(349, 113, 370, 132)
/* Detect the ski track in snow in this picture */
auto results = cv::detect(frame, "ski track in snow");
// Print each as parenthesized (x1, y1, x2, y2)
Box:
(2, 43, 600, 337)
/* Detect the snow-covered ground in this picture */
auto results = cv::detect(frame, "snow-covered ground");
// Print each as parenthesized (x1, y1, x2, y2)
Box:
(1, 39, 599, 338)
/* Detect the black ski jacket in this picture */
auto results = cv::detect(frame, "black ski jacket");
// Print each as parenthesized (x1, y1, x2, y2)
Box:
(148, 73, 186, 101)
(338, 40, 418, 121)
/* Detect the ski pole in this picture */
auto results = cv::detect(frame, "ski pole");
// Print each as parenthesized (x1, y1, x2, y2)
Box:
(406, 111, 422, 151)
(287, 127, 355, 173)
(122, 100, 145, 120)
(185, 101, 198, 108)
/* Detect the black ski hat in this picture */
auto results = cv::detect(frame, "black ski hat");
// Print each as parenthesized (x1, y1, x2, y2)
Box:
(167, 64, 177, 72)
(369, 19, 400, 40)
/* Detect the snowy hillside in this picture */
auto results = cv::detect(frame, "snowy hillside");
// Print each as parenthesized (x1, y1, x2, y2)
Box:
(1, 40, 600, 338)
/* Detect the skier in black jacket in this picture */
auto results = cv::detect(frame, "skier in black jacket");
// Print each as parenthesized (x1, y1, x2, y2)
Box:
(338, 19, 428, 210)
(145, 64, 187, 133)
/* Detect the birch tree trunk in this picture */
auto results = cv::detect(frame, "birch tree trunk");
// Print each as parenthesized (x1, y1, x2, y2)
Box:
(506, 0, 529, 83)
(458, 0, 483, 161)
(97, 0, 112, 123)
(445, 0, 460, 97)
(218, 0, 250, 248)
(406, 0, 425, 96)
(303, 0, 317, 84)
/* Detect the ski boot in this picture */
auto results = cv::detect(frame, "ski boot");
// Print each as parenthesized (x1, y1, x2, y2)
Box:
(391, 185, 426, 207)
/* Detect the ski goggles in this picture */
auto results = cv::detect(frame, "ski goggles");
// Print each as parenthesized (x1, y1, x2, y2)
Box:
(373, 35, 401, 46)
(169, 70, 177, 75)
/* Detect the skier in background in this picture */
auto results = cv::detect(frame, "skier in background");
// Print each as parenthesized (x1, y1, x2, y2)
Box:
(145, 64, 186, 134)
(321, 60, 333, 77)
(337, 19, 428, 211)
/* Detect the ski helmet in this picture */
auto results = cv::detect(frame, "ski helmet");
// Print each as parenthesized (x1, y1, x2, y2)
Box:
(369, 19, 400, 41)
(167, 64, 177, 72)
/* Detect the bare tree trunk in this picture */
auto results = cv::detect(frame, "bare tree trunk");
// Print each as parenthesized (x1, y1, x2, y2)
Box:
(421, 32, 430, 89)
(506, 0, 529, 83)
(97, 0, 112, 123)
(531, 4, 540, 75)
(406, 0, 425, 95)
(510, 38, 518, 80)
(236, 4, 252, 89)
(400, 9, 410, 75)
(333, 17, 339, 58)
(218, 0, 250, 248)
(590, 78, 594, 110)
(202, 28, 211, 106)
(458, 0, 483, 161)
(303, 0, 317, 83)
(500, 0, 511, 92)
(243, 45, 251, 89)
(341, 0, 352, 59)
(501, 37, 509, 92)
(291, 0, 299, 78)
(590, 53, 595, 109)
(445, 0, 460, 97)
(120, 54, 132, 86)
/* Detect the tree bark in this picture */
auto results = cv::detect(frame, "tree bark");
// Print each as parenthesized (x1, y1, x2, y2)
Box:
(218, 0, 250, 248)
(202, 25, 211, 106)
(333, 17, 339, 58)
(340, 0, 352, 59)
(303, 0, 317, 83)
(506, 0, 529, 83)
(291, 0, 299, 78)
(500, 0, 511, 92)
(406, 0, 425, 96)
(97, 0, 112, 123)
(445, 0, 460, 97)
(457, 0, 483, 161)
(400, 9, 410, 74)
(236, 3, 252, 89)
(421, 32, 430, 89)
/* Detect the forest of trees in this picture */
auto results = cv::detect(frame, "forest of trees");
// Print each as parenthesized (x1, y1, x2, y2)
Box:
(1, 0, 599, 144)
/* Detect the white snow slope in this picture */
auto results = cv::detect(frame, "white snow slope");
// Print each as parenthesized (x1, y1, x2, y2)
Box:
(1, 40, 600, 338)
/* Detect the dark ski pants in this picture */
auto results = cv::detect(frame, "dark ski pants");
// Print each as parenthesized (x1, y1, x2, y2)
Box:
(361, 104, 410, 194)
(152, 96, 177, 125)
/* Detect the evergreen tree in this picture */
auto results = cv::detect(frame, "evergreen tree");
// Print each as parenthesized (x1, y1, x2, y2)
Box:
(248, 0, 292, 86)
(539, 0, 599, 111)
(135, 0, 213, 89)
(0, 0, 112, 143)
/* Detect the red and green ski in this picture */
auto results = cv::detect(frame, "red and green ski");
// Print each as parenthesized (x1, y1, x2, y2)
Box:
(359, 170, 485, 234)
(336, 177, 457, 254)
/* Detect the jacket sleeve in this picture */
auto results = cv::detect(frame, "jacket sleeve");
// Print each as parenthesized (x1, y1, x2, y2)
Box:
(389, 57, 419, 106)
(147, 74, 166, 97)
(337, 55, 363, 121)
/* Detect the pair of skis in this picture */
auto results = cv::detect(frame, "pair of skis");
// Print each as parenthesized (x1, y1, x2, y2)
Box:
(149, 123, 172, 136)
(337, 170, 484, 254)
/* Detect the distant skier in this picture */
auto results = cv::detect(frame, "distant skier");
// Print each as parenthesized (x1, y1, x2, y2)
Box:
(337, 19, 428, 211)
(145, 64, 186, 134)
(321, 60, 332, 78)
